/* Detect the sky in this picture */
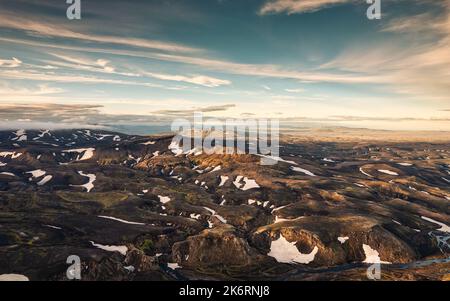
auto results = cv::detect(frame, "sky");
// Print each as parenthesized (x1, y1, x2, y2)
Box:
(0, 0, 449, 133)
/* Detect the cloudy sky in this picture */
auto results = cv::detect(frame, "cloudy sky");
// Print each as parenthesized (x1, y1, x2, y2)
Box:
(0, 0, 449, 132)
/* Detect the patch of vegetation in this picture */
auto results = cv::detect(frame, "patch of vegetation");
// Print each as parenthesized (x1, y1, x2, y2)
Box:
(139, 239, 154, 255)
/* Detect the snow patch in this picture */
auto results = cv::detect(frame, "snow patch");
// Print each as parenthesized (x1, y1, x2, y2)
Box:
(338, 236, 349, 244)
(90, 241, 127, 256)
(63, 148, 95, 161)
(98, 216, 145, 226)
(268, 234, 318, 264)
(378, 169, 399, 176)
(362, 244, 391, 264)
(421, 216, 450, 233)
(291, 166, 316, 177)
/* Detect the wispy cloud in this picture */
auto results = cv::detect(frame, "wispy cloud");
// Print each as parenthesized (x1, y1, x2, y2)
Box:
(259, 0, 353, 15)
(140, 71, 231, 87)
(151, 104, 236, 116)
(0, 57, 22, 68)
(0, 12, 200, 53)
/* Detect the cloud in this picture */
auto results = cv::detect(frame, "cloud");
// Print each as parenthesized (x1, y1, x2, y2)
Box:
(140, 71, 231, 87)
(151, 104, 236, 116)
(0, 57, 22, 68)
(0, 12, 200, 53)
(320, 3, 450, 103)
(0, 37, 393, 86)
(259, 0, 353, 15)
(285, 88, 304, 93)
(0, 83, 64, 96)
(0, 68, 185, 90)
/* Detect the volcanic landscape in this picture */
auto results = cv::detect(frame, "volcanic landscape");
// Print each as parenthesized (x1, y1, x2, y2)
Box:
(0, 128, 449, 281)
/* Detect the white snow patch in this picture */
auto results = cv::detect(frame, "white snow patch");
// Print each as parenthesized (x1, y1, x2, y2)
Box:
(421, 216, 450, 233)
(338, 236, 349, 244)
(26, 169, 46, 179)
(268, 234, 318, 264)
(73, 171, 96, 192)
(168, 140, 183, 156)
(378, 169, 399, 176)
(90, 241, 127, 256)
(219, 175, 229, 187)
(397, 163, 413, 166)
(291, 166, 316, 177)
(44, 225, 62, 230)
(0, 152, 22, 159)
(190, 213, 201, 220)
(158, 195, 171, 204)
(141, 140, 156, 145)
(210, 166, 221, 172)
(0, 172, 15, 177)
(63, 148, 95, 161)
(167, 263, 181, 270)
(362, 244, 391, 264)
(359, 167, 373, 178)
(258, 155, 298, 165)
(37, 175, 52, 186)
(98, 216, 145, 226)
(241, 177, 260, 190)
(203, 207, 227, 224)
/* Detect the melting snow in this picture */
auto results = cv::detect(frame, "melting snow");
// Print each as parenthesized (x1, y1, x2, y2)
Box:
(167, 263, 181, 270)
(63, 148, 95, 161)
(73, 171, 96, 192)
(362, 244, 391, 264)
(338, 236, 349, 244)
(0, 172, 15, 177)
(190, 213, 201, 220)
(37, 175, 52, 186)
(241, 178, 260, 190)
(258, 155, 298, 165)
(44, 225, 62, 230)
(33, 130, 51, 140)
(378, 169, 399, 176)
(26, 169, 46, 179)
(397, 163, 413, 166)
(168, 140, 183, 156)
(0, 152, 22, 159)
(12, 129, 27, 142)
(219, 175, 229, 187)
(158, 195, 171, 204)
(268, 234, 318, 264)
(203, 207, 227, 224)
(359, 167, 373, 178)
(233, 176, 260, 190)
(98, 215, 145, 226)
(90, 241, 127, 256)
(291, 166, 316, 177)
(421, 216, 450, 233)
(210, 166, 221, 172)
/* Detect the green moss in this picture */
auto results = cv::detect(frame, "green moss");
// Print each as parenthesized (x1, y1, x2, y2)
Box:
(139, 239, 154, 254)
